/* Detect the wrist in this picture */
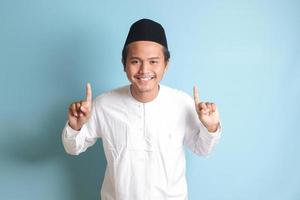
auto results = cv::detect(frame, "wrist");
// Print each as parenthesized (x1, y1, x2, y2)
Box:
(206, 123, 219, 133)
(68, 122, 82, 131)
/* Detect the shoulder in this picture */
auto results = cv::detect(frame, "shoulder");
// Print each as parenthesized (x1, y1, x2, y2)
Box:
(93, 85, 130, 106)
(160, 84, 194, 105)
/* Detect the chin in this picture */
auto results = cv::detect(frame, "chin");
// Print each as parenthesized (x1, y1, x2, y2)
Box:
(133, 82, 157, 93)
(136, 85, 153, 93)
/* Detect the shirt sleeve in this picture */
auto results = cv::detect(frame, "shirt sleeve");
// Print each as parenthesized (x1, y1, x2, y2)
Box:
(61, 101, 101, 155)
(182, 93, 221, 157)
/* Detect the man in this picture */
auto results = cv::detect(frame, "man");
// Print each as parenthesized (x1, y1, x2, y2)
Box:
(62, 19, 221, 200)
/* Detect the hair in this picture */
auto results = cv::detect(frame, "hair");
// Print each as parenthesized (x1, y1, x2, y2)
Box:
(122, 45, 170, 66)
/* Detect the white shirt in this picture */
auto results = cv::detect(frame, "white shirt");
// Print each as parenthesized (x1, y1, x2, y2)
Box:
(62, 84, 221, 200)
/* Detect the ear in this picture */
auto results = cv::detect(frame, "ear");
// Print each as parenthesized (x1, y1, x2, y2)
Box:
(122, 59, 126, 72)
(164, 60, 169, 72)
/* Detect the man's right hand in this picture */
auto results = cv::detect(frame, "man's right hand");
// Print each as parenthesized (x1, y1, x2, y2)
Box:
(68, 83, 93, 131)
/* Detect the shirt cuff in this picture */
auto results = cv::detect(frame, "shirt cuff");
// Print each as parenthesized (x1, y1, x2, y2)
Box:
(64, 122, 80, 138)
(200, 121, 222, 139)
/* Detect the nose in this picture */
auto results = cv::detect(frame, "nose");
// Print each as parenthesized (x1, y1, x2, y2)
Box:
(139, 61, 149, 73)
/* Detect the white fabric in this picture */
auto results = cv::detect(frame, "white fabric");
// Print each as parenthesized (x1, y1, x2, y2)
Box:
(62, 84, 221, 200)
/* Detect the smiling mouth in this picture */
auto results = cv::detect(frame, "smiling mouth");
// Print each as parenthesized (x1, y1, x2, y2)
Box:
(135, 75, 155, 81)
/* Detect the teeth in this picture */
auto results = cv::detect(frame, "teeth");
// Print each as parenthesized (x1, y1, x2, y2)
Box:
(137, 76, 154, 80)
(140, 77, 151, 80)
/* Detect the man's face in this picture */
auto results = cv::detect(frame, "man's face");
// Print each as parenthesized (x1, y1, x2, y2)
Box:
(124, 41, 168, 97)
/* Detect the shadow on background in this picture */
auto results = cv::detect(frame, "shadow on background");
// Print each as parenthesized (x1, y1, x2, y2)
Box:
(1, 31, 110, 199)
(2, 108, 106, 200)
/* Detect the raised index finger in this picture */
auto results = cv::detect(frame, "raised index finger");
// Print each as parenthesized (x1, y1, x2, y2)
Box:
(193, 85, 201, 106)
(86, 82, 92, 103)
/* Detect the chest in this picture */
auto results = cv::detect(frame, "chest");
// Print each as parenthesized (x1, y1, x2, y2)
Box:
(101, 102, 185, 152)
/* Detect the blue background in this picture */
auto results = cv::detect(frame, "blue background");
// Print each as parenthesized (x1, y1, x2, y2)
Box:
(1, 0, 299, 199)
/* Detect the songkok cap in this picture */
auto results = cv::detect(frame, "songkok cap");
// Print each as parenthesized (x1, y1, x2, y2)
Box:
(123, 18, 168, 49)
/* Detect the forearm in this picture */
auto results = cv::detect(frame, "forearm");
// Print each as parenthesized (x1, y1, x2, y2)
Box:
(185, 122, 221, 157)
(61, 121, 97, 155)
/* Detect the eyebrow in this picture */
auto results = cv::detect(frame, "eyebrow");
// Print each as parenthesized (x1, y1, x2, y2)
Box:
(148, 57, 160, 60)
(129, 56, 161, 60)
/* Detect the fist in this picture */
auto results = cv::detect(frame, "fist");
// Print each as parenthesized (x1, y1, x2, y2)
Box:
(68, 83, 93, 131)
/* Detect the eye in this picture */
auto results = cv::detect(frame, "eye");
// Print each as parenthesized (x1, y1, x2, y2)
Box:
(150, 60, 159, 64)
(130, 60, 139, 65)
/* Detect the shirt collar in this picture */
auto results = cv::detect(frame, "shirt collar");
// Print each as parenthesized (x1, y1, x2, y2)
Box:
(127, 84, 164, 106)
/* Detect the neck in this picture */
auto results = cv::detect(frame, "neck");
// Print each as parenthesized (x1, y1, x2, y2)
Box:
(130, 85, 160, 103)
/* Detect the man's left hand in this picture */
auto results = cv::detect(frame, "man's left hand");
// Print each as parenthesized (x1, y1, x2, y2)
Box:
(193, 85, 220, 133)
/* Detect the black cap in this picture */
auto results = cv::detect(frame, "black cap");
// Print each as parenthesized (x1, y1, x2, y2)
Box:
(123, 19, 168, 49)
